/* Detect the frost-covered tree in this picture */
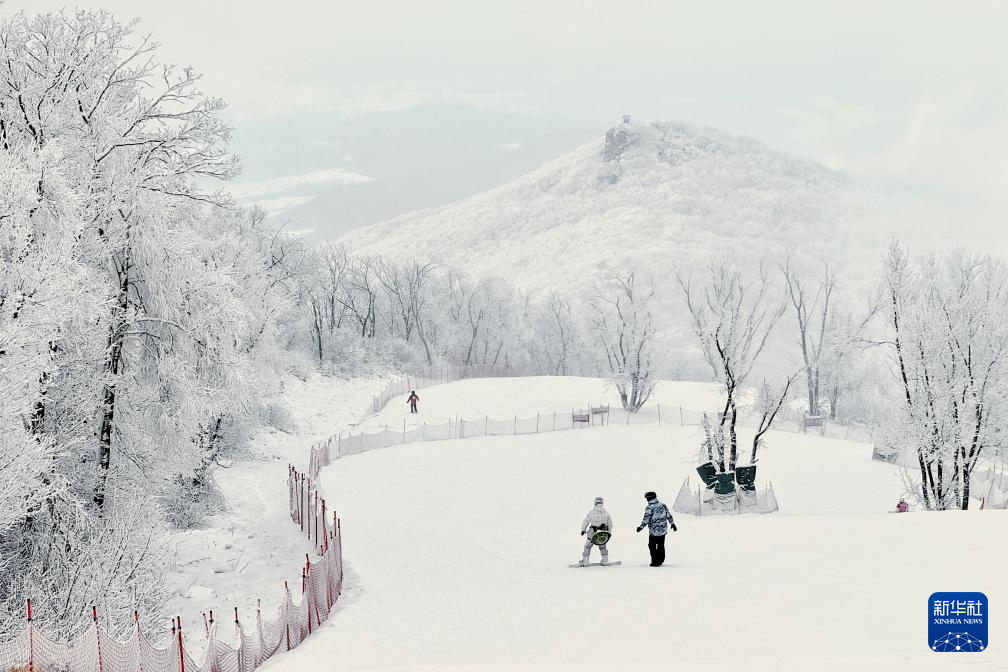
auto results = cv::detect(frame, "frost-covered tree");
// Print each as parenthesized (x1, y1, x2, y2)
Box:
(0, 9, 292, 636)
(533, 293, 582, 375)
(749, 375, 799, 462)
(342, 254, 381, 339)
(0, 148, 72, 583)
(375, 257, 438, 365)
(781, 254, 835, 417)
(446, 269, 490, 366)
(292, 245, 600, 375)
(590, 270, 657, 412)
(818, 304, 880, 422)
(404, 260, 439, 366)
(881, 244, 1008, 510)
(678, 259, 786, 471)
(0, 8, 240, 508)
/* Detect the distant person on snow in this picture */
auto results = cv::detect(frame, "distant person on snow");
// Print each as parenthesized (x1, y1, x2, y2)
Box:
(580, 496, 613, 566)
(636, 491, 676, 567)
(896, 498, 909, 513)
(407, 390, 420, 414)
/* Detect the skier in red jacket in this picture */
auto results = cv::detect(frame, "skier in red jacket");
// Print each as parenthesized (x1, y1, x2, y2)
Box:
(407, 390, 420, 414)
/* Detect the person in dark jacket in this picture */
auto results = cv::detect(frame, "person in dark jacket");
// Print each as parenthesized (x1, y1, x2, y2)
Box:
(636, 491, 677, 566)
(407, 390, 420, 413)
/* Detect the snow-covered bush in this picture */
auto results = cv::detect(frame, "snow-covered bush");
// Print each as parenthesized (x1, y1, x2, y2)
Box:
(0, 497, 169, 641)
(162, 471, 228, 531)
(259, 400, 299, 434)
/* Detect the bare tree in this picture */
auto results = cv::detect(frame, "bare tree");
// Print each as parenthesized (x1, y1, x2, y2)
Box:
(539, 293, 579, 375)
(590, 270, 657, 412)
(447, 271, 490, 366)
(340, 255, 380, 338)
(319, 243, 352, 332)
(376, 258, 414, 340)
(818, 303, 880, 421)
(404, 260, 439, 366)
(781, 254, 835, 417)
(750, 375, 800, 462)
(678, 259, 785, 471)
(374, 257, 439, 364)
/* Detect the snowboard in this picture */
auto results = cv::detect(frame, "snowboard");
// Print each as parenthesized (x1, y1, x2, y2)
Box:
(568, 561, 622, 567)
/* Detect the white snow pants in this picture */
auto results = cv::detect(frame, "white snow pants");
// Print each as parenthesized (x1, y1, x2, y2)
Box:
(583, 538, 608, 560)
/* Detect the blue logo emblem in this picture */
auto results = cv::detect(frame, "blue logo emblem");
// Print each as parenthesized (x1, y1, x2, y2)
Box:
(929, 592, 988, 652)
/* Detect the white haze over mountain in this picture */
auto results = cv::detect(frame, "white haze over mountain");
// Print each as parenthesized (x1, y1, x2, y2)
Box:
(11, 0, 1006, 252)
(235, 105, 603, 238)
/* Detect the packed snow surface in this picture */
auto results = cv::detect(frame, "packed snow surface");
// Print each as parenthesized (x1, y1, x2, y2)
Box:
(260, 377, 1008, 671)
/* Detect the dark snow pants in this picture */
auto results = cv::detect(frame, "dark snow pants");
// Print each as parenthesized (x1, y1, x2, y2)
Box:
(648, 534, 666, 566)
(409, 402, 418, 413)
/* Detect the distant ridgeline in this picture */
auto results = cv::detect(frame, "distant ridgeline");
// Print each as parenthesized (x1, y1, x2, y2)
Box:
(341, 117, 887, 300)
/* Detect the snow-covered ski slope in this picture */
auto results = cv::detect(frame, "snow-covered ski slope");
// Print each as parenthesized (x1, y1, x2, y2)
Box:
(263, 377, 1008, 671)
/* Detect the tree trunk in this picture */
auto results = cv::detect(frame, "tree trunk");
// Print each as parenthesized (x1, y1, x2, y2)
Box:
(95, 317, 125, 509)
(952, 445, 962, 509)
(29, 373, 47, 435)
(464, 325, 479, 366)
(95, 247, 130, 509)
(311, 301, 324, 363)
(415, 318, 434, 366)
(194, 415, 225, 484)
(806, 375, 816, 416)
(728, 400, 738, 471)
(916, 451, 932, 509)
(961, 464, 971, 510)
(27, 342, 56, 437)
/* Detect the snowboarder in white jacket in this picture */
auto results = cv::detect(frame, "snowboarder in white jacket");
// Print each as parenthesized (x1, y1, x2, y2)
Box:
(579, 496, 613, 566)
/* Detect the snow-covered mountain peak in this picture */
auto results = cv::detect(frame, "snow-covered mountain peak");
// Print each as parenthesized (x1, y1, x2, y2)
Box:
(601, 118, 840, 186)
(339, 118, 879, 296)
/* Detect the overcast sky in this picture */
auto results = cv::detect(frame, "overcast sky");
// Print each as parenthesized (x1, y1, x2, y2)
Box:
(8, 1, 1008, 242)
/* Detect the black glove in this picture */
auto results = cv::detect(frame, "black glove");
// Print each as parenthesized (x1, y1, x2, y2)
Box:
(636, 526, 643, 533)
(671, 524, 678, 532)
(580, 530, 586, 536)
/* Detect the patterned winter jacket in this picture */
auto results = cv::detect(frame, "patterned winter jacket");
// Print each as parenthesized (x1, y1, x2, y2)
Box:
(640, 499, 675, 536)
(581, 504, 613, 535)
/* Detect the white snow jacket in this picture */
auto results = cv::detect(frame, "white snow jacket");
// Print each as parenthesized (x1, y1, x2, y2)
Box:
(581, 504, 613, 536)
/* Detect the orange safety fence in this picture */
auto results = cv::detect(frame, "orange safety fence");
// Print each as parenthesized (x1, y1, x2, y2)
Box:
(0, 465, 341, 672)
